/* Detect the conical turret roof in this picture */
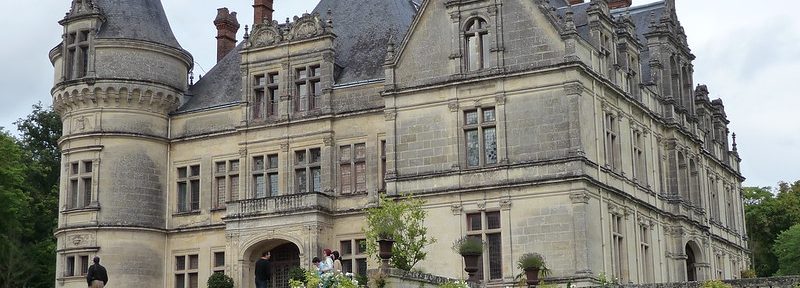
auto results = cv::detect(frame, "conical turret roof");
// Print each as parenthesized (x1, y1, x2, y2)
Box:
(92, 0, 183, 49)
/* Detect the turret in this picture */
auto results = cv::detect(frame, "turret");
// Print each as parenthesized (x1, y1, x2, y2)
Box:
(50, 0, 192, 286)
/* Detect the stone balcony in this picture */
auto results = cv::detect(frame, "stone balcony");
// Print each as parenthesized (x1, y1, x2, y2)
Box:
(225, 192, 333, 219)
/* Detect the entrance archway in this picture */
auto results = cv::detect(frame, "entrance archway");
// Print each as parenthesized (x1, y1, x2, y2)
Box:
(686, 243, 697, 281)
(246, 240, 301, 288)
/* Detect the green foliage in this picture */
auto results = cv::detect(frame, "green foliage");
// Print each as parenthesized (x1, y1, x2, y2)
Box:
(368, 270, 387, 288)
(744, 183, 800, 276)
(740, 268, 757, 279)
(517, 253, 546, 270)
(289, 266, 308, 284)
(452, 236, 484, 255)
(207, 272, 235, 288)
(364, 195, 436, 271)
(701, 280, 732, 288)
(773, 223, 800, 275)
(438, 280, 469, 288)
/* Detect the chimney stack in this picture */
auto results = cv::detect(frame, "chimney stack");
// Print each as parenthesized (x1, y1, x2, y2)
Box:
(214, 8, 240, 63)
(253, 0, 275, 24)
(567, 0, 584, 4)
(608, 0, 632, 9)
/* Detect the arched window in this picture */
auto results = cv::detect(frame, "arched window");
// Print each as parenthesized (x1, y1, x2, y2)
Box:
(465, 18, 489, 71)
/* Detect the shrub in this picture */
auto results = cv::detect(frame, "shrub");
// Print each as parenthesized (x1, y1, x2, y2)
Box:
(289, 266, 307, 284)
(701, 280, 732, 288)
(740, 269, 757, 279)
(207, 272, 234, 288)
(517, 253, 546, 270)
(438, 280, 469, 288)
(452, 236, 484, 255)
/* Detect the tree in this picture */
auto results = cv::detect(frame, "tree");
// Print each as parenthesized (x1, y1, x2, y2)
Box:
(364, 195, 436, 271)
(0, 130, 35, 287)
(744, 182, 800, 276)
(773, 223, 800, 275)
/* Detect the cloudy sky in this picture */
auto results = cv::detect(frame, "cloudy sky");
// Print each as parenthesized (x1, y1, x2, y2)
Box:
(0, 0, 797, 188)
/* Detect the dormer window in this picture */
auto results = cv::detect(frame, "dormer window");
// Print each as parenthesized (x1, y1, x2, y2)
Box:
(465, 18, 489, 71)
(65, 30, 91, 79)
(295, 65, 321, 112)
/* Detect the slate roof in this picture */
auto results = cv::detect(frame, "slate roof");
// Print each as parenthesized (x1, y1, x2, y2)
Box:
(312, 0, 417, 84)
(93, 0, 183, 49)
(180, 0, 417, 112)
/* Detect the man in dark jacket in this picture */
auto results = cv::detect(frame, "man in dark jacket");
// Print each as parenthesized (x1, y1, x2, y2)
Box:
(86, 256, 108, 288)
(254, 251, 272, 288)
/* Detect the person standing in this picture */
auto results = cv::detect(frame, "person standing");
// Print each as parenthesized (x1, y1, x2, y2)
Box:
(86, 256, 108, 288)
(331, 251, 342, 275)
(255, 251, 272, 288)
(320, 249, 334, 274)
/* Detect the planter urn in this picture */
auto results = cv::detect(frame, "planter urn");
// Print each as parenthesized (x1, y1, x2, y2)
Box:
(524, 267, 540, 286)
(461, 253, 481, 282)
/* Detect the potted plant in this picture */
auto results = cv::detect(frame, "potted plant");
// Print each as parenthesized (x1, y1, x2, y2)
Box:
(517, 253, 546, 286)
(376, 231, 396, 262)
(452, 236, 484, 282)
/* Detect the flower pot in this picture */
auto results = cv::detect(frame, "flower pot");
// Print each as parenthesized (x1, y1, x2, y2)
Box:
(461, 253, 481, 282)
(377, 238, 394, 260)
(524, 267, 540, 286)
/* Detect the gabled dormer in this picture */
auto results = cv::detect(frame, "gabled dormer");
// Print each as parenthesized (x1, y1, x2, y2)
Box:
(241, 12, 337, 123)
(54, 0, 105, 83)
(614, 11, 643, 99)
(587, 0, 618, 80)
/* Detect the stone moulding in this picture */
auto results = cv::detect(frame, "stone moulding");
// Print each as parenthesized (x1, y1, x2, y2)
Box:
(245, 12, 332, 49)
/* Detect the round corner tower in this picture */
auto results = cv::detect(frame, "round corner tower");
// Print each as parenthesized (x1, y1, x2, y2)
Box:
(50, 0, 192, 286)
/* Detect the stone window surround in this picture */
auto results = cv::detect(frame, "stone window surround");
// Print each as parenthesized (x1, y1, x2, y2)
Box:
(609, 210, 628, 283)
(637, 221, 654, 283)
(294, 147, 322, 194)
(63, 253, 90, 278)
(339, 238, 368, 276)
(338, 142, 367, 195)
(603, 111, 621, 171)
(252, 153, 280, 198)
(293, 64, 322, 112)
(211, 248, 225, 274)
(63, 28, 93, 80)
(464, 17, 490, 72)
(66, 159, 96, 210)
(212, 159, 240, 210)
(252, 71, 280, 119)
(462, 106, 498, 168)
(465, 210, 502, 282)
(176, 163, 201, 214)
(174, 252, 200, 288)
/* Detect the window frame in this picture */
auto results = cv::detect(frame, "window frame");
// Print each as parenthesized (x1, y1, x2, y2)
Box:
(253, 72, 280, 119)
(465, 210, 503, 281)
(64, 29, 91, 80)
(604, 112, 620, 170)
(339, 143, 367, 194)
(610, 212, 627, 283)
(174, 254, 200, 288)
(464, 17, 490, 72)
(176, 164, 201, 213)
(63, 253, 91, 278)
(67, 160, 94, 210)
(632, 129, 647, 185)
(294, 65, 322, 112)
(213, 160, 239, 209)
(252, 154, 280, 198)
(294, 148, 322, 193)
(340, 238, 368, 277)
(464, 107, 498, 168)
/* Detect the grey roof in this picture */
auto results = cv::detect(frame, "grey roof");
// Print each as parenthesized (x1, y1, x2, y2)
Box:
(312, 0, 417, 83)
(179, 0, 417, 112)
(94, 0, 183, 49)
(180, 43, 244, 112)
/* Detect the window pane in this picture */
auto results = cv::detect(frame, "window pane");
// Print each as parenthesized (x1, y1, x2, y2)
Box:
(255, 75, 266, 86)
(342, 259, 353, 274)
(296, 170, 307, 193)
(269, 173, 279, 196)
(486, 211, 501, 229)
(214, 252, 225, 268)
(178, 167, 187, 178)
(356, 258, 367, 276)
(178, 182, 187, 212)
(467, 213, 482, 231)
(190, 165, 200, 177)
(340, 164, 351, 193)
(81, 255, 89, 275)
(268, 154, 279, 169)
(481, 33, 490, 69)
(216, 162, 226, 174)
(254, 91, 264, 119)
(254, 175, 265, 198)
(189, 255, 198, 269)
(340, 146, 351, 162)
(253, 156, 264, 171)
(310, 149, 321, 163)
(466, 130, 480, 167)
(355, 162, 366, 192)
(355, 143, 366, 159)
(70, 180, 79, 208)
(72, 163, 79, 175)
(269, 73, 279, 84)
(311, 167, 321, 192)
(230, 160, 239, 172)
(176, 256, 186, 270)
(488, 233, 502, 279)
(175, 275, 185, 288)
(484, 127, 497, 165)
(83, 178, 92, 206)
(190, 180, 200, 211)
(66, 256, 75, 276)
(465, 111, 478, 125)
(341, 240, 352, 256)
(189, 273, 198, 288)
(230, 176, 239, 201)
(356, 239, 367, 254)
(216, 177, 226, 206)
(313, 66, 321, 77)
(483, 108, 495, 122)
(84, 161, 93, 173)
(296, 151, 306, 165)
(467, 35, 480, 71)
(297, 68, 307, 79)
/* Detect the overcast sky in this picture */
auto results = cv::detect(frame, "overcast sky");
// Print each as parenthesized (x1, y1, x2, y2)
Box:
(0, 0, 797, 188)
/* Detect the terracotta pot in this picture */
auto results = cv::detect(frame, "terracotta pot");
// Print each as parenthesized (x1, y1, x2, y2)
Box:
(377, 238, 394, 260)
(462, 253, 481, 282)
(524, 267, 540, 286)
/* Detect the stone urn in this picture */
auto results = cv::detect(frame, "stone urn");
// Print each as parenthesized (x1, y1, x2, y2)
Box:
(377, 238, 394, 268)
(524, 267, 540, 286)
(461, 253, 481, 282)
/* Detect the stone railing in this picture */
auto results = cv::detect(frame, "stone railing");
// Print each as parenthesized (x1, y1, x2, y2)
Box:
(376, 268, 479, 288)
(225, 192, 333, 218)
(589, 276, 800, 288)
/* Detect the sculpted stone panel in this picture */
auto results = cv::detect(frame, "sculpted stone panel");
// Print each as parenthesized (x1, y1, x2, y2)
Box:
(246, 13, 331, 49)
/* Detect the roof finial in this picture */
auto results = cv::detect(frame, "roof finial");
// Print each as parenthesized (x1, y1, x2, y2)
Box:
(244, 25, 250, 40)
(327, 9, 333, 28)
(732, 133, 738, 152)
(189, 71, 194, 85)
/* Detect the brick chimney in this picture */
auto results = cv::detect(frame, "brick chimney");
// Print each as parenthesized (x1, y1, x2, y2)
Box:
(214, 8, 240, 63)
(253, 0, 274, 24)
(567, 0, 584, 4)
(608, 0, 632, 9)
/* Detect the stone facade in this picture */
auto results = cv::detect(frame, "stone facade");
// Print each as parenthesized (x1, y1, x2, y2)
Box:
(50, 0, 748, 287)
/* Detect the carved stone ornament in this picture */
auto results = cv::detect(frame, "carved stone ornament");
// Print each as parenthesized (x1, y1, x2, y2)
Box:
(500, 199, 512, 210)
(477, 201, 487, 211)
(286, 13, 329, 41)
(68, 233, 95, 248)
(238, 147, 248, 157)
(570, 191, 590, 204)
(448, 101, 459, 112)
(451, 203, 463, 215)
(494, 94, 506, 105)
(323, 136, 334, 147)
(384, 110, 397, 121)
(280, 143, 290, 152)
(248, 22, 283, 48)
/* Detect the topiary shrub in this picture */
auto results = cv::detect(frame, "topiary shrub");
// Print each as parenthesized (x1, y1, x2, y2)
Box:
(701, 280, 732, 288)
(207, 272, 234, 288)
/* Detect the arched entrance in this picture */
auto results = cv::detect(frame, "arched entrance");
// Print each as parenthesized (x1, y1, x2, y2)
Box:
(246, 240, 301, 288)
(686, 243, 697, 281)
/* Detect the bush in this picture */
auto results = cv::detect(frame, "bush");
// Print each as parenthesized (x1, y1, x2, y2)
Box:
(740, 269, 757, 279)
(207, 272, 234, 288)
(452, 236, 484, 255)
(438, 280, 469, 288)
(701, 280, 732, 288)
(289, 266, 307, 284)
(518, 253, 546, 270)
